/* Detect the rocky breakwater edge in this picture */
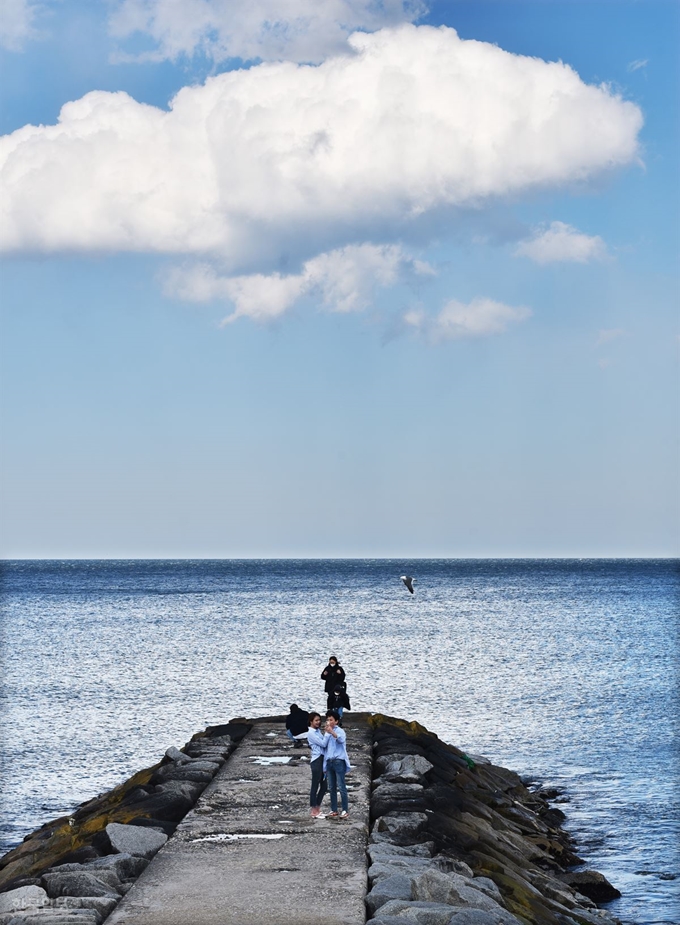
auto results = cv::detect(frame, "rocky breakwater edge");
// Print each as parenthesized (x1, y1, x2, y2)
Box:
(0, 713, 623, 925)
(0, 721, 251, 925)
(365, 714, 621, 925)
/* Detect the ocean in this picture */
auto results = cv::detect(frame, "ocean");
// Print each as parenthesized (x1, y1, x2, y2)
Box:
(0, 559, 677, 923)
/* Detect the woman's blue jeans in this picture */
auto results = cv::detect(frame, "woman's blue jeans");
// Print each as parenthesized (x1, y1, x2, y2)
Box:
(310, 756, 327, 808)
(326, 758, 348, 813)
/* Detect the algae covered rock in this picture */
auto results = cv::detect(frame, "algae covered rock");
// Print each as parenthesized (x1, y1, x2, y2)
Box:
(560, 869, 621, 903)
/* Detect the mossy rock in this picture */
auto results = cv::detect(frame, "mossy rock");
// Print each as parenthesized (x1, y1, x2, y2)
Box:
(0, 761, 163, 891)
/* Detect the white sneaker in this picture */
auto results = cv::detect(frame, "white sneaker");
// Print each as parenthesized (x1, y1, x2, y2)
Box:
(340, 810, 349, 818)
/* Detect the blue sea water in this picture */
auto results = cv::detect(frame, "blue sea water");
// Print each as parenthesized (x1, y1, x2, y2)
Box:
(0, 559, 678, 924)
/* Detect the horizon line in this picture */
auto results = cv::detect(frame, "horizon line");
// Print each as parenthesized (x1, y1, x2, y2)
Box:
(2, 555, 678, 562)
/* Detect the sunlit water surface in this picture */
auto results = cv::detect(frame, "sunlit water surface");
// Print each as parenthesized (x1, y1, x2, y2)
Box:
(1, 559, 678, 924)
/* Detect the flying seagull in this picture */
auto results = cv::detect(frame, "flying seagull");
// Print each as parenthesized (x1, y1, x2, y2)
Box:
(401, 575, 415, 594)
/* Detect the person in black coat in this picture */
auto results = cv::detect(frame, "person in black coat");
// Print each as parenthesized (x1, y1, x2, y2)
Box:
(285, 703, 310, 748)
(321, 655, 346, 695)
(326, 685, 351, 723)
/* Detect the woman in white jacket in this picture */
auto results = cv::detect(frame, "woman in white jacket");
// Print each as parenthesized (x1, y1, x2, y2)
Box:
(306, 712, 328, 818)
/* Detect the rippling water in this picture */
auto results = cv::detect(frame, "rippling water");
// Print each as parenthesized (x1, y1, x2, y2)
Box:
(0, 559, 678, 923)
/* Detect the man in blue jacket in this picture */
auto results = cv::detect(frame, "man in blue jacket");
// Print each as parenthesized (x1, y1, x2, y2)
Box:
(323, 710, 351, 818)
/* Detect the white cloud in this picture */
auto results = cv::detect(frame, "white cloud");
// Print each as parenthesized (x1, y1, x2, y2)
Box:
(109, 0, 427, 64)
(0, 26, 643, 269)
(0, 0, 38, 50)
(514, 221, 608, 264)
(405, 297, 531, 342)
(596, 328, 626, 345)
(627, 59, 648, 73)
(165, 242, 430, 322)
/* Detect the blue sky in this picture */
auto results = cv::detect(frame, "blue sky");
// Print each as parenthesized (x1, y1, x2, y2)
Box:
(0, 0, 677, 558)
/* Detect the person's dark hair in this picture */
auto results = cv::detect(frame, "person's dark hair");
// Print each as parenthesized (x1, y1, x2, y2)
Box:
(308, 711, 321, 724)
(329, 655, 338, 663)
(333, 685, 343, 693)
(326, 709, 340, 721)
(289, 703, 298, 712)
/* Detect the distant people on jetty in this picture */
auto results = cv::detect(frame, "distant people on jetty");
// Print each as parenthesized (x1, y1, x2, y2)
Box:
(306, 712, 328, 817)
(327, 684, 351, 723)
(321, 655, 345, 694)
(324, 710, 351, 818)
(285, 703, 309, 748)
(281, 656, 352, 818)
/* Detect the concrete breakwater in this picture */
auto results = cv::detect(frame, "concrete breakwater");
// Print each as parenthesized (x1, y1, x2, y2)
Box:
(0, 713, 621, 925)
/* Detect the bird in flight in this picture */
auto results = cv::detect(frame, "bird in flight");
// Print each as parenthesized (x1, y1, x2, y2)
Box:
(400, 575, 415, 594)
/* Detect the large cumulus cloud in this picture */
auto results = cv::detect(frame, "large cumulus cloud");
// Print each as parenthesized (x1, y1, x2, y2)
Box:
(0, 24, 642, 271)
(109, 0, 426, 64)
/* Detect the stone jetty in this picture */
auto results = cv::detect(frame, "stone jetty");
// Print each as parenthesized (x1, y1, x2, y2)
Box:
(0, 713, 622, 925)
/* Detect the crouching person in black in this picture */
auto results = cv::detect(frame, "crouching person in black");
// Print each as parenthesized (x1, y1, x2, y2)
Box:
(285, 703, 309, 748)
(326, 685, 350, 724)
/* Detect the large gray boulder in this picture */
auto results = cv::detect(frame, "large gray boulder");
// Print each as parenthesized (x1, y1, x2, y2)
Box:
(154, 780, 203, 800)
(54, 894, 120, 917)
(88, 853, 148, 880)
(411, 868, 507, 914)
(372, 783, 426, 816)
(374, 899, 466, 924)
(105, 823, 167, 859)
(560, 869, 621, 902)
(448, 910, 524, 925)
(74, 867, 123, 893)
(164, 746, 190, 763)
(368, 842, 435, 862)
(369, 857, 435, 884)
(366, 874, 414, 915)
(374, 812, 429, 842)
(0, 885, 49, 914)
(175, 759, 221, 774)
(184, 744, 229, 760)
(469, 876, 502, 901)
(41, 870, 120, 899)
(186, 734, 231, 751)
(119, 787, 195, 821)
(151, 765, 214, 784)
(378, 755, 434, 783)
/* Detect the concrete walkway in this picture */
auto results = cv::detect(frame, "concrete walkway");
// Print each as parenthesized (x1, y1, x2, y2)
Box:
(105, 717, 373, 925)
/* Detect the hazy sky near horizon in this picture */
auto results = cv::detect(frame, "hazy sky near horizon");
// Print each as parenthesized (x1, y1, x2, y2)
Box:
(1, 0, 678, 559)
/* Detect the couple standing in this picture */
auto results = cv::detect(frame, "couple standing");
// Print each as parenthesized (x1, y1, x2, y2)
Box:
(307, 710, 351, 819)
